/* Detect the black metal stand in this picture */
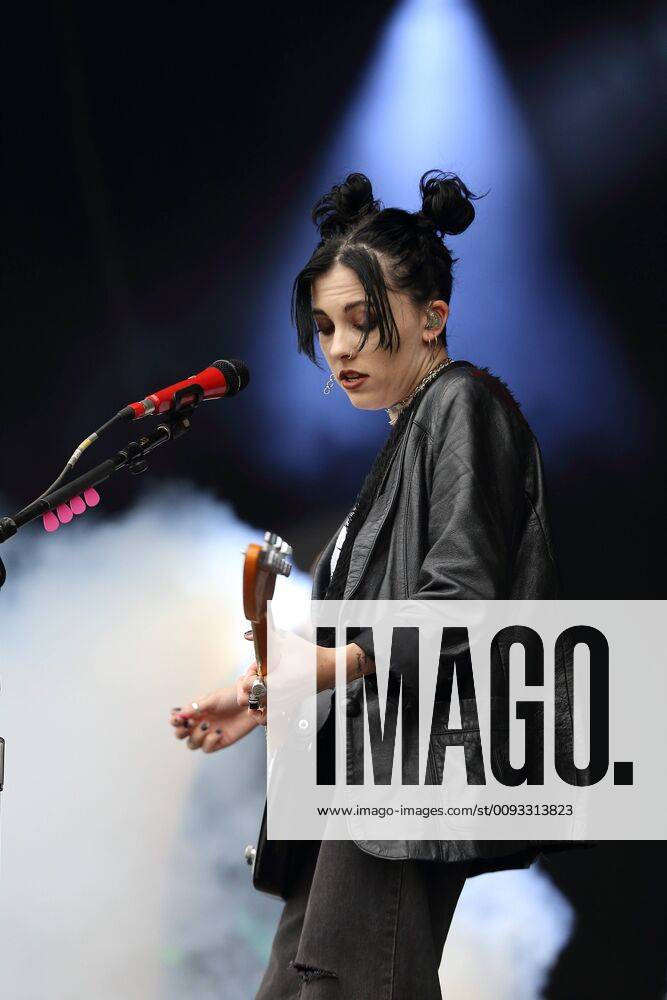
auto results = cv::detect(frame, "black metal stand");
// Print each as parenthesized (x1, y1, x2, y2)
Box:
(0, 385, 203, 589)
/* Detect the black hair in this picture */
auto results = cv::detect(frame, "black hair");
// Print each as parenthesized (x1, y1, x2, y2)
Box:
(292, 170, 482, 367)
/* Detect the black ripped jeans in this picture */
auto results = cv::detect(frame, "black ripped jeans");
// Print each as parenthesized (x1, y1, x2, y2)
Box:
(255, 840, 468, 1000)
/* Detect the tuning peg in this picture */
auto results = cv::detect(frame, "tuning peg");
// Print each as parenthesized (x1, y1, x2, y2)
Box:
(244, 844, 256, 867)
(280, 540, 292, 557)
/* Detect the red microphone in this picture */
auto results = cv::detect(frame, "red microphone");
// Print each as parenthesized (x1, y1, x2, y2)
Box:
(127, 359, 249, 419)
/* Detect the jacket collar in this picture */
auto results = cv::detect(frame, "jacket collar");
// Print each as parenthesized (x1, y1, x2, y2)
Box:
(342, 410, 414, 599)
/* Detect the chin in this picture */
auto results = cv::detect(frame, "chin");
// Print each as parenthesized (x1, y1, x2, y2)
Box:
(345, 393, 383, 411)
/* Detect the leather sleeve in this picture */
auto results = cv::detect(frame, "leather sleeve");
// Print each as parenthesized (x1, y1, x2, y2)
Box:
(351, 374, 526, 676)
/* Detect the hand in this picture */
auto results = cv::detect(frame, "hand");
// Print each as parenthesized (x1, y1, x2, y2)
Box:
(236, 663, 268, 727)
(170, 683, 261, 752)
(236, 630, 324, 712)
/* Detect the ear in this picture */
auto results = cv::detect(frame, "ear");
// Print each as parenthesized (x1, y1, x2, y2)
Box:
(422, 300, 449, 342)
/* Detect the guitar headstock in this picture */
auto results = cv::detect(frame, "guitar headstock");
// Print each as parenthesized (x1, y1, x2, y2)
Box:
(243, 531, 292, 624)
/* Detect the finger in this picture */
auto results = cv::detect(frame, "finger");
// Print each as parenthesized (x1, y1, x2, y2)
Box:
(176, 696, 214, 721)
(237, 672, 261, 706)
(174, 723, 191, 740)
(173, 714, 195, 740)
(202, 727, 225, 753)
(236, 676, 249, 708)
(186, 720, 211, 750)
(244, 629, 254, 641)
(251, 705, 268, 727)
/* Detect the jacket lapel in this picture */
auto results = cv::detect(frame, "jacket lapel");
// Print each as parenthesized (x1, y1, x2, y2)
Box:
(341, 365, 472, 600)
(343, 409, 416, 599)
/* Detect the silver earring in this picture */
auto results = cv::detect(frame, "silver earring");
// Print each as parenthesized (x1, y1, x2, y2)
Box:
(323, 371, 336, 395)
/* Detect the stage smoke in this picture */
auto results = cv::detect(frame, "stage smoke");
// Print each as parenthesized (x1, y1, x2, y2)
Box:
(0, 487, 572, 999)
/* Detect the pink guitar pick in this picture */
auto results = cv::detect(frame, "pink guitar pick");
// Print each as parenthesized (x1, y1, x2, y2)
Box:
(56, 503, 73, 524)
(69, 495, 86, 515)
(40, 488, 101, 532)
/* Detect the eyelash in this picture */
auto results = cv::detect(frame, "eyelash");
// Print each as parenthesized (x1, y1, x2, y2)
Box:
(317, 318, 377, 336)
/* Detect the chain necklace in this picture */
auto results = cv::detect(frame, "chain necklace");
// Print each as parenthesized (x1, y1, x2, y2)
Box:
(385, 357, 455, 425)
(338, 358, 455, 534)
(341, 356, 455, 531)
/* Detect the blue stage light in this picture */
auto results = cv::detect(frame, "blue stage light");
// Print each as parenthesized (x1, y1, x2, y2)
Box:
(249, 0, 647, 478)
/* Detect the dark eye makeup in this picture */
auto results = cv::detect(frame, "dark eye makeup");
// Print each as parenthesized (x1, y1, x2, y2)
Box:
(315, 313, 378, 336)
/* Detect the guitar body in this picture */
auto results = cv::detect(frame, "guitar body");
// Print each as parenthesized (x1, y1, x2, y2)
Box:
(251, 805, 299, 900)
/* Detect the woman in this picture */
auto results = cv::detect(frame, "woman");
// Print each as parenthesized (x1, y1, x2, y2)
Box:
(170, 170, 573, 999)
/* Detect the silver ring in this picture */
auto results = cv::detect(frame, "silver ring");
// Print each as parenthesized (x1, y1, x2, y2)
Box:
(191, 701, 200, 712)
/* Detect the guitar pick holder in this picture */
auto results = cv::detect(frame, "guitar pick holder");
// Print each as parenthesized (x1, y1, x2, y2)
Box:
(0, 384, 204, 590)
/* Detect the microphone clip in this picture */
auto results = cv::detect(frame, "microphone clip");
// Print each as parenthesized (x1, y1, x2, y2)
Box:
(166, 383, 205, 441)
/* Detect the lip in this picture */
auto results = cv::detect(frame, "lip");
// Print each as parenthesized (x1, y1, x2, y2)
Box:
(339, 370, 370, 391)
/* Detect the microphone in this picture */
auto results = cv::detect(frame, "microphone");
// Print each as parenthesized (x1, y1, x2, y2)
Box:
(127, 359, 249, 419)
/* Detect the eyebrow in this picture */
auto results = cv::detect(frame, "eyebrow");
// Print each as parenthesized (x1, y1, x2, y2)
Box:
(312, 299, 368, 317)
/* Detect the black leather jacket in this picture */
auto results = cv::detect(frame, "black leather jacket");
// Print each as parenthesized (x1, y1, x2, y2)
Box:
(311, 360, 577, 875)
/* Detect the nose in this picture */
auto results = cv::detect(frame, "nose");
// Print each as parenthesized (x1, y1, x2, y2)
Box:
(329, 327, 361, 365)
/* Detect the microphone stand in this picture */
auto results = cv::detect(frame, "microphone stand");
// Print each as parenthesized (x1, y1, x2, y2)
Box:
(0, 387, 204, 865)
(0, 385, 203, 590)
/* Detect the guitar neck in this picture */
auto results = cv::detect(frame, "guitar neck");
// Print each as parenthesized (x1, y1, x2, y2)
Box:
(251, 618, 268, 678)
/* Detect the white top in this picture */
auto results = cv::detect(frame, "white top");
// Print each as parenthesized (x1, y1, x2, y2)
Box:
(329, 512, 353, 578)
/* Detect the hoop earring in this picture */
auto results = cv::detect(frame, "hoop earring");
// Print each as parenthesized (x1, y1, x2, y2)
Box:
(323, 371, 336, 395)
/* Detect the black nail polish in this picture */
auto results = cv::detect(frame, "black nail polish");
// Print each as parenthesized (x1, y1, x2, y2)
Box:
(201, 722, 209, 731)
(172, 707, 181, 712)
(215, 728, 222, 735)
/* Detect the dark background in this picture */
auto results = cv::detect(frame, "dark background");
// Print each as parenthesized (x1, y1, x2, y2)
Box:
(3, 1, 666, 995)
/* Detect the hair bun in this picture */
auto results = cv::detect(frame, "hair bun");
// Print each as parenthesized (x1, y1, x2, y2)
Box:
(312, 172, 381, 240)
(419, 170, 478, 236)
